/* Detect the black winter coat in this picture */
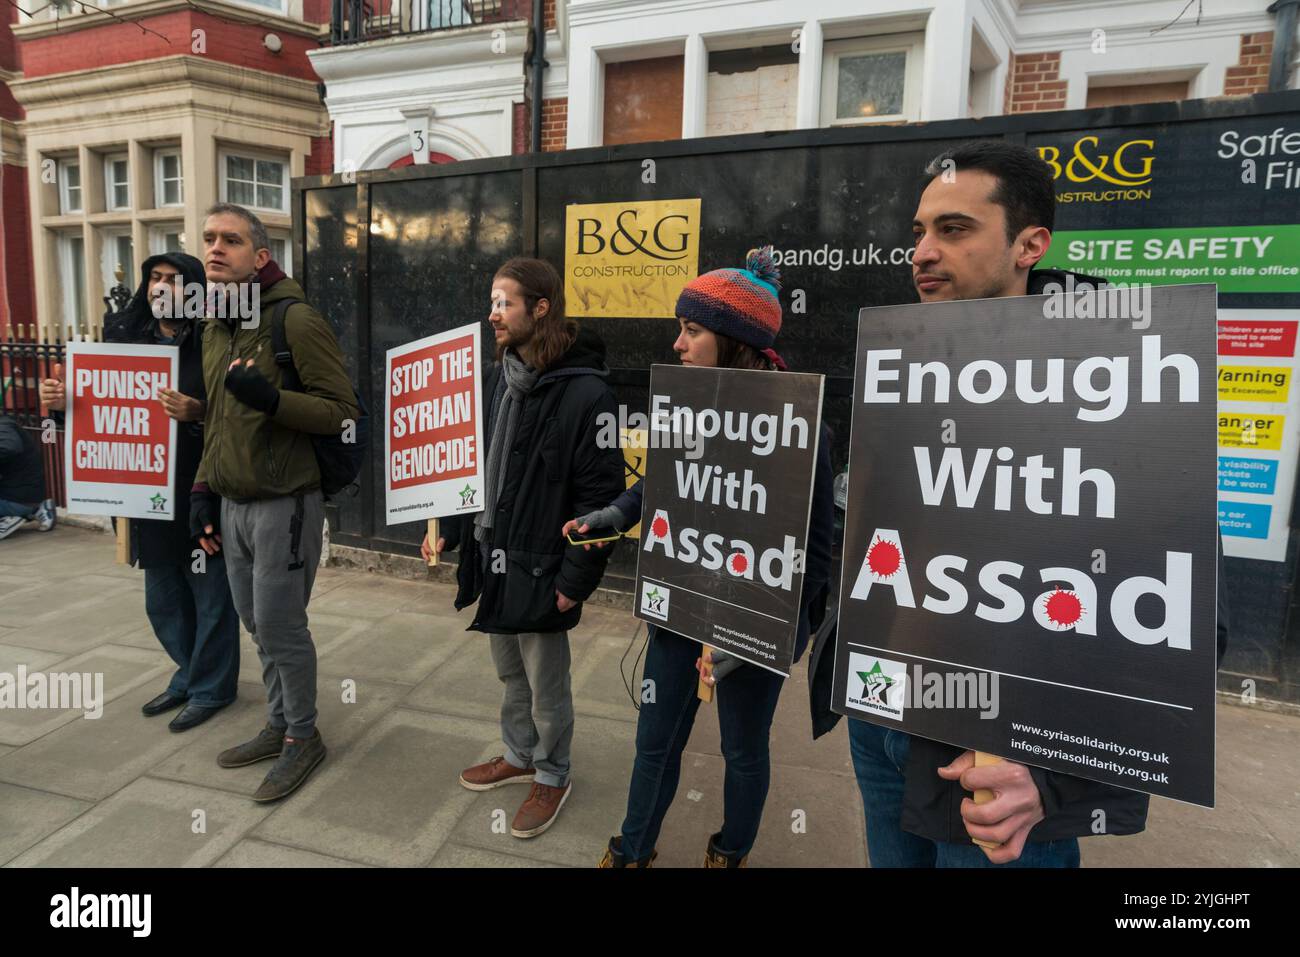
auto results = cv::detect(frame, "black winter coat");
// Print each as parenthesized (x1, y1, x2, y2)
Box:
(105, 252, 209, 568)
(442, 328, 626, 635)
(0, 414, 45, 505)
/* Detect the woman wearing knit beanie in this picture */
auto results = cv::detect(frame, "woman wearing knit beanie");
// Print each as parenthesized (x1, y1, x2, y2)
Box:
(566, 247, 836, 867)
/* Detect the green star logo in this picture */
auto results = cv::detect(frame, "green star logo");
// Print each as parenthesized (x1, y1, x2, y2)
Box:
(150, 492, 166, 511)
(459, 483, 476, 506)
(857, 661, 895, 703)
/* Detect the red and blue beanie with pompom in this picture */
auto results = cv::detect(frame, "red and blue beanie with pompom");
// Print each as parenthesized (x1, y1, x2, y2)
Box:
(675, 246, 783, 353)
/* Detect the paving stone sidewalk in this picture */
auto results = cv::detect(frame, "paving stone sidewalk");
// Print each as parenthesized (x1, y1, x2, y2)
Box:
(0, 525, 1296, 867)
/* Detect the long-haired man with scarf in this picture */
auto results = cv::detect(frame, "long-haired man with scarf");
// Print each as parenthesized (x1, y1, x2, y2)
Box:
(423, 257, 624, 839)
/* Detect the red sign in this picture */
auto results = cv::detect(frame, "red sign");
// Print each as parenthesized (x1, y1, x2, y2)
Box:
(388, 332, 478, 492)
(70, 352, 172, 485)
(1216, 320, 1298, 357)
(63, 342, 177, 520)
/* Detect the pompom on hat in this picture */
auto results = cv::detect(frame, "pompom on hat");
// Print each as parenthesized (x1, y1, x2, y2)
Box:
(676, 246, 786, 367)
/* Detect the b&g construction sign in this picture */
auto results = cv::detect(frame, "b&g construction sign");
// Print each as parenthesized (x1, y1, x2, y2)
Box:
(563, 199, 701, 319)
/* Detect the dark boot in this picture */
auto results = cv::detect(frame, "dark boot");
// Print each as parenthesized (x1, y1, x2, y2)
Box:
(252, 730, 326, 803)
(597, 835, 657, 868)
(217, 723, 285, 768)
(703, 831, 748, 868)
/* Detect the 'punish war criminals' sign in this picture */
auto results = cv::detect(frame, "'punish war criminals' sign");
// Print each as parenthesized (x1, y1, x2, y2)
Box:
(64, 342, 178, 521)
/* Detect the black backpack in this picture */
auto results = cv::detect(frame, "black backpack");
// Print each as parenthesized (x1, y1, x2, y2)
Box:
(268, 298, 370, 499)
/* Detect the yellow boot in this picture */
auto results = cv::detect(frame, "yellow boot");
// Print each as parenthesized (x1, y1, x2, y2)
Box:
(598, 836, 657, 868)
(703, 831, 748, 868)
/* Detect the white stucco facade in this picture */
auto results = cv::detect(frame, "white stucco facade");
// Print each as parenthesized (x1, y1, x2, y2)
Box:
(310, 0, 1295, 170)
(561, 0, 1290, 148)
(308, 17, 569, 172)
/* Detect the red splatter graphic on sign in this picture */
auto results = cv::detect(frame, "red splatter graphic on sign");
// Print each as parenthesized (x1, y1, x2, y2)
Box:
(729, 553, 748, 574)
(1043, 588, 1083, 627)
(650, 515, 668, 538)
(866, 538, 901, 578)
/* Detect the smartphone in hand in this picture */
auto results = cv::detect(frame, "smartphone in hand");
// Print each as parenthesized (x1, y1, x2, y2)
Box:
(565, 525, 621, 546)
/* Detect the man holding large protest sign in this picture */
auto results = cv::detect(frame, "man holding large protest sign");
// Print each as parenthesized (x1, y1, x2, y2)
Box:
(193, 203, 360, 802)
(422, 257, 624, 839)
(828, 140, 1223, 867)
(41, 252, 240, 732)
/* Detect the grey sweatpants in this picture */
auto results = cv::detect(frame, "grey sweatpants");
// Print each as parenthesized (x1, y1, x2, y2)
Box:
(222, 491, 325, 739)
(489, 632, 573, 788)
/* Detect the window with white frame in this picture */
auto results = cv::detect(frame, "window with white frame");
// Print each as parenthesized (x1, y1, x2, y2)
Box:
(149, 225, 186, 255)
(57, 233, 86, 329)
(224, 0, 287, 12)
(220, 149, 289, 212)
(155, 149, 183, 207)
(820, 33, 924, 126)
(105, 153, 130, 211)
(58, 159, 82, 214)
(101, 230, 135, 294)
(268, 233, 292, 275)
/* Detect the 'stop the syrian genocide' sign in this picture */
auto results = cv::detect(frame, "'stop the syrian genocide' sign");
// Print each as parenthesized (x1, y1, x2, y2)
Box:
(384, 323, 485, 524)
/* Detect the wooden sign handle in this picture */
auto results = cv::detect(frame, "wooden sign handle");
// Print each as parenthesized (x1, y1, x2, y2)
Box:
(970, 751, 1003, 851)
(426, 518, 439, 567)
(697, 644, 715, 703)
(115, 518, 130, 565)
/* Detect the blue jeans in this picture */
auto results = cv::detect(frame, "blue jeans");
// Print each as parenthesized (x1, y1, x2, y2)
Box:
(848, 718, 1080, 868)
(0, 497, 38, 518)
(619, 627, 784, 862)
(143, 553, 240, 708)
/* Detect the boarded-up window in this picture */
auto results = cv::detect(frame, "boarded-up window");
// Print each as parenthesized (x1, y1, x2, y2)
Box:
(1085, 81, 1189, 108)
(706, 45, 799, 136)
(603, 56, 684, 146)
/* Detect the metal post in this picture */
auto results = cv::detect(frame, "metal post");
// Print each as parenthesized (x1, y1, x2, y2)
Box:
(530, 0, 545, 152)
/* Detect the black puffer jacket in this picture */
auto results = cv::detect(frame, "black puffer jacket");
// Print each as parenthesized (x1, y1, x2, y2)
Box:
(442, 327, 626, 635)
(0, 414, 45, 505)
(105, 252, 209, 568)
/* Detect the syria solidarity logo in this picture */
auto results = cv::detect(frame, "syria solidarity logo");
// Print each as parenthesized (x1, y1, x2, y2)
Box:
(845, 652, 907, 720)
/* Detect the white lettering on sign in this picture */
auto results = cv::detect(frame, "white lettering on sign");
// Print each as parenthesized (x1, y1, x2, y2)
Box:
(862, 335, 1198, 423)
(850, 528, 1191, 649)
(74, 368, 168, 400)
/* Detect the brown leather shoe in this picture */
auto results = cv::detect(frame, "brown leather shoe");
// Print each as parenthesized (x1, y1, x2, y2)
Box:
(510, 780, 572, 838)
(459, 756, 535, 791)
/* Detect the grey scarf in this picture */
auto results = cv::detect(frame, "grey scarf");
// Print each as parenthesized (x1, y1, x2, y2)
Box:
(474, 349, 540, 543)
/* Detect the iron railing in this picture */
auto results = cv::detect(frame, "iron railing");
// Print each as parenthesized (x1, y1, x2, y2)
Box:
(330, 0, 532, 45)
(0, 329, 87, 507)
(0, 270, 128, 505)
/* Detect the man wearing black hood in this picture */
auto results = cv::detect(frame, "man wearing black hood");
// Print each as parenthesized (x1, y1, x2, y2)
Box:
(40, 252, 239, 731)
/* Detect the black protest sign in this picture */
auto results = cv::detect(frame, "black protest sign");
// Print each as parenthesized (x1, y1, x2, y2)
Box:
(634, 365, 824, 675)
(832, 285, 1218, 806)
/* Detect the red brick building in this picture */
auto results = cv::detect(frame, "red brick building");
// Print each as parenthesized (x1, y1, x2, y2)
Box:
(4, 0, 334, 343)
